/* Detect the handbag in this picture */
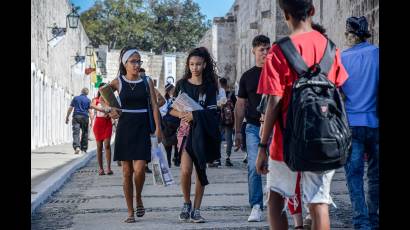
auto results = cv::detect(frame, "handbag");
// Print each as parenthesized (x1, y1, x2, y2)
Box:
(142, 76, 156, 134)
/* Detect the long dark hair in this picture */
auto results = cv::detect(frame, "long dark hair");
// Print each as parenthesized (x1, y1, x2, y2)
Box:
(97, 82, 107, 98)
(182, 47, 218, 94)
(117, 46, 139, 77)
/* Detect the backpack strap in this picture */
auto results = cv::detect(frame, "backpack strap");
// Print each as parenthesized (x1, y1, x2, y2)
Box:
(276, 37, 308, 76)
(318, 39, 336, 76)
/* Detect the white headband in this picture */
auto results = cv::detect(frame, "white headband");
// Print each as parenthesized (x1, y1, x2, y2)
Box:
(121, 49, 139, 65)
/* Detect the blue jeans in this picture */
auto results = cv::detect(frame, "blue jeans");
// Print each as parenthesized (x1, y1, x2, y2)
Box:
(344, 127, 379, 230)
(245, 123, 263, 209)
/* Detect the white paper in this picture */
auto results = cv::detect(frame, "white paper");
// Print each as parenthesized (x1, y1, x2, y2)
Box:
(171, 93, 203, 112)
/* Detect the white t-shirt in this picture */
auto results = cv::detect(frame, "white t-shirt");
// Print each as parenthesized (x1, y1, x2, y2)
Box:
(216, 87, 227, 107)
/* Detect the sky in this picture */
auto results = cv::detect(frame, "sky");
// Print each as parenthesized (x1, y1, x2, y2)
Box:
(69, 0, 235, 21)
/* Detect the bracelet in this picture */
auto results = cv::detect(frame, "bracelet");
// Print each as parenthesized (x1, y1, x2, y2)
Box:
(258, 143, 268, 148)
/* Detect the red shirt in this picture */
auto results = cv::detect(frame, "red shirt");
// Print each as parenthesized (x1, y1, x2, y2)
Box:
(257, 30, 348, 161)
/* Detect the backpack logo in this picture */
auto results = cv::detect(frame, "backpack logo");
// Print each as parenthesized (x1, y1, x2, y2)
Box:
(321, 105, 328, 113)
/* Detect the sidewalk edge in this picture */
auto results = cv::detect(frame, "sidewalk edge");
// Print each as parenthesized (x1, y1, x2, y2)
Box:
(31, 149, 96, 214)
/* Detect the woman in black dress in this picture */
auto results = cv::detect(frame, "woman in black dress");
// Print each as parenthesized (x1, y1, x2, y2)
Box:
(106, 47, 162, 223)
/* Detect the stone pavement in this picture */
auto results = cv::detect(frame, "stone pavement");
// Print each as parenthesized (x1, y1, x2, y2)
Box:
(31, 143, 354, 229)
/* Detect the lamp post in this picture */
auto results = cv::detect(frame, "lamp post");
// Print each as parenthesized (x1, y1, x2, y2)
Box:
(86, 45, 94, 56)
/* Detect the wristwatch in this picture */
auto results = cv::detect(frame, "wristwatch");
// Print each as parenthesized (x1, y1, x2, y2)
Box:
(258, 143, 268, 148)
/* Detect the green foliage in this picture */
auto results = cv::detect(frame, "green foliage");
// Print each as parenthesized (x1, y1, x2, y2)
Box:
(80, 0, 210, 53)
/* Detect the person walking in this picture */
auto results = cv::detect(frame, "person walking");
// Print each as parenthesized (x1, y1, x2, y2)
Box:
(105, 47, 163, 223)
(91, 83, 114, 176)
(342, 16, 379, 230)
(169, 47, 220, 223)
(234, 34, 271, 222)
(65, 88, 92, 154)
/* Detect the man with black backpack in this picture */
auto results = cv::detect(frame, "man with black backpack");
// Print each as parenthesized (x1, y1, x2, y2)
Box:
(256, 1, 349, 229)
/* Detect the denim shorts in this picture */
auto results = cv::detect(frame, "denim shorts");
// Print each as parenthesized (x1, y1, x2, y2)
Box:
(266, 159, 336, 208)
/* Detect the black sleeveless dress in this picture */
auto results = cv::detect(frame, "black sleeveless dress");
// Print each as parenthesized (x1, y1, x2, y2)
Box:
(114, 75, 151, 161)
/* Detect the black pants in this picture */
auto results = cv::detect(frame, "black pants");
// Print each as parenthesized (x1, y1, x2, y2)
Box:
(164, 145, 178, 167)
(72, 115, 89, 151)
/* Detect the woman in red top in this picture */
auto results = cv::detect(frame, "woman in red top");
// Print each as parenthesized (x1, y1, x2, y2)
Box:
(91, 83, 113, 175)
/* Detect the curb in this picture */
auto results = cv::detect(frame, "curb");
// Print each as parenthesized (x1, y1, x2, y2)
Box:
(31, 148, 97, 214)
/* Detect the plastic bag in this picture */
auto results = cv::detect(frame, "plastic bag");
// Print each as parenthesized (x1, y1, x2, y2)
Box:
(151, 137, 174, 186)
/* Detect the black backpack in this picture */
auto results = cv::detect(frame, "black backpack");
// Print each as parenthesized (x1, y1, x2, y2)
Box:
(220, 91, 235, 126)
(277, 36, 351, 172)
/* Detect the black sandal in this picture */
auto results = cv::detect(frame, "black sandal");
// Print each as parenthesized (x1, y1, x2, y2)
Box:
(123, 216, 136, 223)
(136, 205, 145, 217)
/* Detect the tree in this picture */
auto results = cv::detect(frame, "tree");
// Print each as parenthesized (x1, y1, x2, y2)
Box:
(80, 0, 210, 53)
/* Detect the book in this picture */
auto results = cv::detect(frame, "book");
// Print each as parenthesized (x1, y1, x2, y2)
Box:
(99, 84, 121, 109)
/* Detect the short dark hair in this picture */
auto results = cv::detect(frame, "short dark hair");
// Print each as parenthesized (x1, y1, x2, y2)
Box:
(312, 22, 327, 37)
(219, 77, 228, 87)
(252, 35, 271, 48)
(139, 68, 145, 73)
(278, 0, 314, 22)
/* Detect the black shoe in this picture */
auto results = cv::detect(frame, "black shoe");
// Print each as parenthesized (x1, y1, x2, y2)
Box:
(225, 158, 233, 167)
(243, 155, 248, 164)
(145, 166, 152, 174)
(216, 159, 221, 166)
(179, 202, 192, 221)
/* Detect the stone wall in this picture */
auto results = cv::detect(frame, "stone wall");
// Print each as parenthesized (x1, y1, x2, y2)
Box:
(198, 0, 379, 87)
(31, 0, 95, 149)
(312, 0, 379, 49)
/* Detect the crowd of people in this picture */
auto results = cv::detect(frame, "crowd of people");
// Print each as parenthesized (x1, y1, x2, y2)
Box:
(64, 0, 378, 229)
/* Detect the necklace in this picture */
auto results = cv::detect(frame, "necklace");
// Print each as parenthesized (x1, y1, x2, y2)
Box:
(128, 82, 137, 91)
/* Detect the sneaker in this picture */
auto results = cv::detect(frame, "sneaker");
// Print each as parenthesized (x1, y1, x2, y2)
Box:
(145, 165, 152, 174)
(216, 159, 221, 166)
(179, 202, 192, 221)
(225, 158, 233, 167)
(247, 204, 262, 222)
(243, 154, 248, 164)
(190, 208, 205, 223)
(74, 147, 80, 154)
(303, 214, 312, 230)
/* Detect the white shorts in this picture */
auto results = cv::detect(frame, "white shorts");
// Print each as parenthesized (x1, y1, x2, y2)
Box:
(266, 159, 335, 207)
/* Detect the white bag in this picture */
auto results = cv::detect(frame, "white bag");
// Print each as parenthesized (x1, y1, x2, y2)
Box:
(151, 137, 174, 186)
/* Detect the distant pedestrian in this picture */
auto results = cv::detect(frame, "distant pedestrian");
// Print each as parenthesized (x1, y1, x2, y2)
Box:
(65, 88, 92, 154)
(160, 83, 181, 167)
(105, 46, 163, 223)
(91, 83, 113, 175)
(219, 77, 236, 167)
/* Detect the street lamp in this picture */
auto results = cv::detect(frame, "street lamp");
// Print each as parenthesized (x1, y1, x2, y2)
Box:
(67, 5, 80, 29)
(47, 4, 80, 42)
(86, 45, 94, 56)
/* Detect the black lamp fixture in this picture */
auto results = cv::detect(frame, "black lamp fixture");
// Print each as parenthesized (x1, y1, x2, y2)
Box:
(96, 58, 104, 68)
(48, 4, 80, 42)
(86, 44, 94, 56)
(74, 53, 85, 63)
(67, 5, 80, 29)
